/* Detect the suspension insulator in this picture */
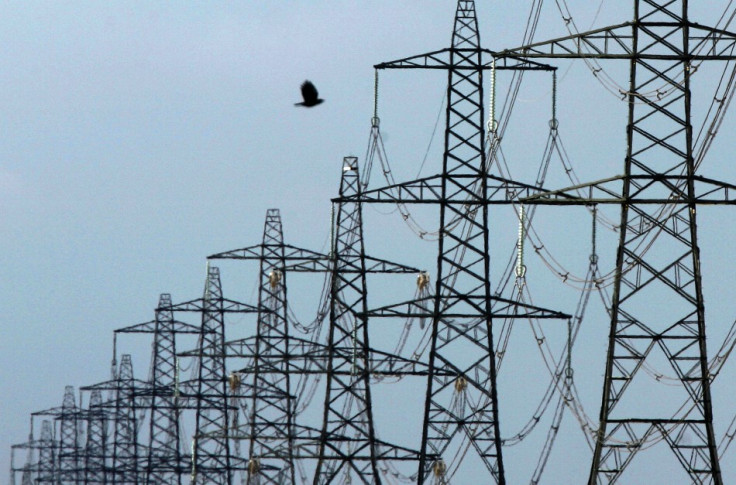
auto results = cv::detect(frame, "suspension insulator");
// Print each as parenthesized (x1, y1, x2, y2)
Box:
(417, 271, 431, 291)
(268, 270, 282, 289)
(454, 376, 468, 393)
(228, 372, 241, 391)
(433, 459, 447, 477)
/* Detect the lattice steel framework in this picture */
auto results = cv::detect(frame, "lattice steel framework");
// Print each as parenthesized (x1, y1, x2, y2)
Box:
(353, 2, 564, 482)
(160, 267, 260, 484)
(112, 355, 141, 484)
(314, 157, 380, 484)
(245, 209, 297, 484)
(208, 210, 301, 484)
(189, 266, 242, 484)
(499, 1, 736, 483)
(210, 201, 424, 483)
(59, 385, 82, 484)
(115, 292, 201, 483)
(83, 389, 108, 484)
(37, 420, 56, 484)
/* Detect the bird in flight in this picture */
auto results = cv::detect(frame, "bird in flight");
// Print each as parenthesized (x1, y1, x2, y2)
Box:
(295, 80, 324, 107)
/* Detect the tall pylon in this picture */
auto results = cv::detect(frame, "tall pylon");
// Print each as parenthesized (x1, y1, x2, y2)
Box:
(58, 386, 81, 484)
(499, 1, 736, 482)
(356, 1, 564, 482)
(115, 293, 201, 483)
(112, 355, 141, 484)
(314, 156, 381, 484)
(244, 209, 297, 485)
(37, 420, 56, 484)
(189, 266, 243, 484)
(83, 389, 108, 484)
(209, 209, 323, 483)
(210, 201, 423, 483)
(160, 265, 260, 484)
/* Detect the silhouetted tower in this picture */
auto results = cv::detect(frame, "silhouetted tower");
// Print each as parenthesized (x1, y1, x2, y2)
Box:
(500, 1, 736, 482)
(209, 209, 311, 484)
(243, 209, 298, 484)
(10, 424, 38, 485)
(364, 1, 563, 482)
(116, 292, 200, 483)
(146, 293, 186, 484)
(83, 389, 108, 484)
(58, 385, 81, 484)
(112, 355, 141, 484)
(37, 420, 56, 484)
(189, 265, 246, 484)
(314, 156, 380, 484)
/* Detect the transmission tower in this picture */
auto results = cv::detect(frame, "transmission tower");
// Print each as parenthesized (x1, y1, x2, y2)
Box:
(10, 419, 43, 485)
(29, 387, 83, 484)
(211, 195, 431, 485)
(346, 1, 566, 482)
(499, 1, 736, 483)
(37, 420, 56, 484)
(115, 292, 201, 483)
(243, 209, 298, 484)
(111, 354, 142, 484)
(163, 265, 258, 483)
(83, 389, 108, 484)
(209, 208, 332, 483)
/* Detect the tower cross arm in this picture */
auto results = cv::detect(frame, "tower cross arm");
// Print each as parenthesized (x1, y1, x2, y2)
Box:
(374, 47, 555, 71)
(207, 243, 328, 262)
(518, 174, 736, 205)
(497, 21, 736, 60)
(114, 319, 200, 335)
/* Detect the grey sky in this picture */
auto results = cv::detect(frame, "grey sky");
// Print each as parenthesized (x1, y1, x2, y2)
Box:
(4, 2, 736, 483)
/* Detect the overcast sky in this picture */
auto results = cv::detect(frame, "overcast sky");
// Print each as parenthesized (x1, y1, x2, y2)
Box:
(4, 2, 736, 483)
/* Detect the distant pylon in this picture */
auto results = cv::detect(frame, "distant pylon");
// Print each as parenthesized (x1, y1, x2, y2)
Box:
(191, 266, 237, 484)
(58, 386, 81, 485)
(37, 420, 56, 484)
(314, 156, 381, 484)
(83, 389, 108, 484)
(112, 355, 141, 484)
(243, 209, 298, 484)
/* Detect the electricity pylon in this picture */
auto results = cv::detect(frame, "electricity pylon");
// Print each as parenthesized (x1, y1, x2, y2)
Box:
(314, 156, 431, 484)
(115, 293, 201, 483)
(83, 389, 108, 484)
(500, 1, 736, 482)
(29, 387, 83, 484)
(164, 265, 258, 484)
(345, 1, 566, 482)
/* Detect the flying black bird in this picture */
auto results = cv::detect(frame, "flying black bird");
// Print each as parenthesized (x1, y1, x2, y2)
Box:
(295, 80, 324, 107)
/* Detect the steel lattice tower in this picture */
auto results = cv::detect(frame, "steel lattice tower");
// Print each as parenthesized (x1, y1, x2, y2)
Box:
(244, 209, 297, 484)
(499, 1, 736, 482)
(37, 420, 56, 484)
(353, 1, 564, 482)
(84, 389, 108, 484)
(210, 209, 324, 483)
(314, 157, 381, 484)
(163, 266, 259, 484)
(115, 292, 201, 483)
(59, 385, 82, 484)
(190, 266, 240, 484)
(210, 201, 422, 483)
(112, 355, 141, 484)
(146, 293, 186, 484)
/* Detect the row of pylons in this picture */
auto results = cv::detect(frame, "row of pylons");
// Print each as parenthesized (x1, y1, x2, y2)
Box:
(11, 0, 736, 483)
